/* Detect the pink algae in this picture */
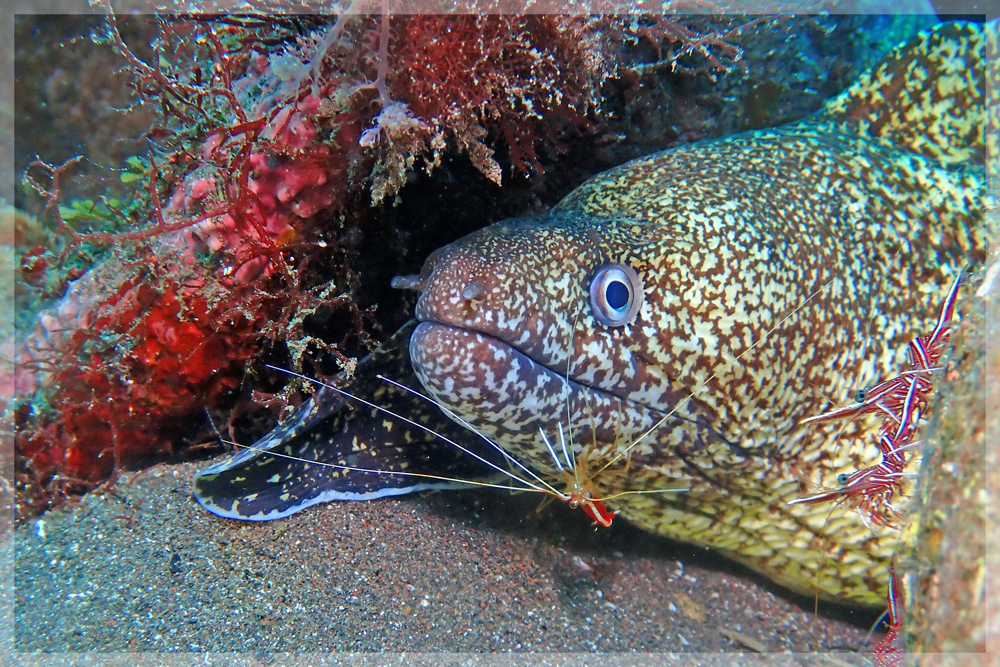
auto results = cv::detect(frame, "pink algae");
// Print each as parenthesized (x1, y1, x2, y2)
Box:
(14, 28, 368, 515)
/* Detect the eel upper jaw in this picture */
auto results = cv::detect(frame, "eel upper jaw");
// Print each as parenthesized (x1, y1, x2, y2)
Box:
(408, 318, 646, 418)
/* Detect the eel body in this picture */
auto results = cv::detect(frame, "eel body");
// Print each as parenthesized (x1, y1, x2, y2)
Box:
(195, 22, 994, 605)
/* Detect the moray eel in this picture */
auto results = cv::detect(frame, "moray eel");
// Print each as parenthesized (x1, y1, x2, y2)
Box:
(195, 22, 994, 605)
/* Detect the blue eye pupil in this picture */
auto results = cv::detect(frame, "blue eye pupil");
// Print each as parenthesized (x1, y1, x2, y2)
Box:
(837, 473, 851, 485)
(589, 263, 644, 328)
(605, 280, 629, 310)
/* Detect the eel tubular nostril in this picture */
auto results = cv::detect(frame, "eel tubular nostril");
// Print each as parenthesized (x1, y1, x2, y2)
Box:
(390, 274, 427, 291)
(462, 281, 485, 301)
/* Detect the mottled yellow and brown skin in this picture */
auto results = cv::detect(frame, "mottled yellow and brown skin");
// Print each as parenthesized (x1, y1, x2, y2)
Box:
(407, 22, 993, 605)
(193, 22, 995, 606)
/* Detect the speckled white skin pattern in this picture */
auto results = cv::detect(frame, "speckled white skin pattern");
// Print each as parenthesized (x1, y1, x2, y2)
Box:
(407, 22, 994, 605)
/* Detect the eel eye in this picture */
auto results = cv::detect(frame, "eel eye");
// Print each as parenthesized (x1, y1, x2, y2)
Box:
(589, 263, 644, 327)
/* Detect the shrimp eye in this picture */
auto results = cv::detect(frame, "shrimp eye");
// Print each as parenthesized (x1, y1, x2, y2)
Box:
(589, 263, 644, 327)
(837, 472, 851, 485)
(568, 498, 581, 510)
(852, 387, 869, 403)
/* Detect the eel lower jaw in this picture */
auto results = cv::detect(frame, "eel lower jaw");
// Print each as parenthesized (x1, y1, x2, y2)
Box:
(408, 320, 653, 447)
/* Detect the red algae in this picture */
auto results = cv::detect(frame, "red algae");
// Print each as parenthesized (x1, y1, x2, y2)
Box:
(374, 14, 608, 197)
(13, 16, 368, 517)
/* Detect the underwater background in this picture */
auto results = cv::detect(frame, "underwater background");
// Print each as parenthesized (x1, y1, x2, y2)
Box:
(6, 1, 996, 660)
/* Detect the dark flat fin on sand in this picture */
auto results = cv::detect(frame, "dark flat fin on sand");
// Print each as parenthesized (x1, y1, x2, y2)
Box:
(193, 322, 503, 521)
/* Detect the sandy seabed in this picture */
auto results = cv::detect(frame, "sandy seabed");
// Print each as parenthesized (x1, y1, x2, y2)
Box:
(10, 460, 883, 660)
